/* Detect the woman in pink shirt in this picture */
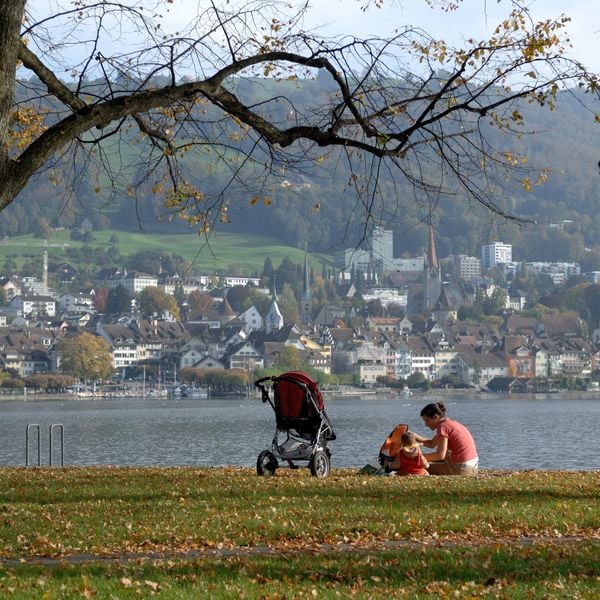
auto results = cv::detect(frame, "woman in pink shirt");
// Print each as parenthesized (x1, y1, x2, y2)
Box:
(413, 402, 479, 476)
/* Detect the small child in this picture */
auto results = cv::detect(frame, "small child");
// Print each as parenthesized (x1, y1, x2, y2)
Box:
(392, 431, 429, 476)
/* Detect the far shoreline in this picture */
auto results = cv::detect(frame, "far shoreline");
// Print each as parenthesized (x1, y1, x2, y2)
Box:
(2, 387, 600, 403)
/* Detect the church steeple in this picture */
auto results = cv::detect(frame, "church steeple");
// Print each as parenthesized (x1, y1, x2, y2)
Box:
(423, 221, 442, 312)
(265, 274, 284, 333)
(266, 296, 284, 333)
(300, 246, 312, 326)
(427, 222, 439, 272)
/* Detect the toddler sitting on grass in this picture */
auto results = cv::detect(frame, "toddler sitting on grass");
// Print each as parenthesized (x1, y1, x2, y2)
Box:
(390, 431, 429, 476)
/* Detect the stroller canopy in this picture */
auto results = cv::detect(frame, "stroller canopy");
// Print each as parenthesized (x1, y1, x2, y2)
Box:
(274, 371, 325, 418)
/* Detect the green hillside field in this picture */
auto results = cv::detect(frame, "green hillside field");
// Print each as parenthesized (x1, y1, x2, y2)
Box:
(0, 230, 334, 276)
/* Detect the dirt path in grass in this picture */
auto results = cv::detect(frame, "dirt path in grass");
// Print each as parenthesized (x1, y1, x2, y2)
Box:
(2, 534, 599, 567)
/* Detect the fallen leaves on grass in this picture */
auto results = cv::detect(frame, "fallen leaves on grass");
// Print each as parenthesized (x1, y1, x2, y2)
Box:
(0, 467, 598, 560)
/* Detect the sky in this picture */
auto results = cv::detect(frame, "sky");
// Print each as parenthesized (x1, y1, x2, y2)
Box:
(299, 0, 600, 71)
(155, 0, 600, 71)
(28, 1, 600, 73)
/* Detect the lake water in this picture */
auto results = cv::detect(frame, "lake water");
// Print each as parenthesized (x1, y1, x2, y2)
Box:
(1, 393, 599, 471)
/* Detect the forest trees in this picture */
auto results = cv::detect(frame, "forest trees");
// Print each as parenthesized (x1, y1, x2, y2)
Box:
(1, 0, 598, 241)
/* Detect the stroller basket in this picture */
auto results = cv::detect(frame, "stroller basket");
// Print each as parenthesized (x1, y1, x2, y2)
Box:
(254, 371, 335, 477)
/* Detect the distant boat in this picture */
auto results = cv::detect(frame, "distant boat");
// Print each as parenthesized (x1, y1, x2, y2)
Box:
(146, 389, 168, 398)
(401, 386, 412, 397)
(181, 386, 208, 399)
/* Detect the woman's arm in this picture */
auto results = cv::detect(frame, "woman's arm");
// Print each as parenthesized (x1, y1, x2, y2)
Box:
(410, 431, 433, 446)
(422, 435, 448, 462)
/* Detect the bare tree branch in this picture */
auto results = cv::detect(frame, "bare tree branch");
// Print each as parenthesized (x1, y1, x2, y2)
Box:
(1, 0, 598, 231)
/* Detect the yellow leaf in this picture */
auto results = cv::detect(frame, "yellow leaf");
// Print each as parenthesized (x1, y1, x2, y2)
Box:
(145, 580, 161, 591)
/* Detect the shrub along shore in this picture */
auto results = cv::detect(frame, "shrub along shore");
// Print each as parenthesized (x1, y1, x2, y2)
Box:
(0, 467, 598, 598)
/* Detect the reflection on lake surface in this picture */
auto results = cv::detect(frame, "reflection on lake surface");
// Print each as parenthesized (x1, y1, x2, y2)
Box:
(1, 393, 598, 470)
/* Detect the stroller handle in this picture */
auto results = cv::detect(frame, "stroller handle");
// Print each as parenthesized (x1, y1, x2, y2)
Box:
(254, 376, 274, 403)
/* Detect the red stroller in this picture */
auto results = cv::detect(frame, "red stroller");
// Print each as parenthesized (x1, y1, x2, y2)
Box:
(254, 371, 336, 477)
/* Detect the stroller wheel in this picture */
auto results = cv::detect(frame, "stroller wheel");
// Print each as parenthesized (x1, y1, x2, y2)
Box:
(309, 449, 330, 478)
(256, 450, 278, 476)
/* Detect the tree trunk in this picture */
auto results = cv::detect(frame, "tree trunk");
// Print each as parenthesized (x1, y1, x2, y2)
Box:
(0, 0, 25, 179)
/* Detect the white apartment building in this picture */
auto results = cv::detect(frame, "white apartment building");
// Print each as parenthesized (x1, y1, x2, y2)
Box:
(221, 275, 261, 287)
(159, 277, 206, 296)
(337, 228, 431, 276)
(453, 254, 481, 281)
(524, 262, 580, 285)
(56, 293, 95, 314)
(392, 256, 425, 271)
(481, 242, 512, 269)
(371, 227, 394, 272)
(336, 248, 372, 273)
(362, 287, 408, 309)
(8, 294, 56, 317)
(587, 271, 600, 284)
(105, 271, 158, 295)
(187, 274, 260, 289)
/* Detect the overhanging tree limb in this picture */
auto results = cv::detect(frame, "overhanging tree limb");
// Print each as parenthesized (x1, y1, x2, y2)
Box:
(1, 0, 598, 229)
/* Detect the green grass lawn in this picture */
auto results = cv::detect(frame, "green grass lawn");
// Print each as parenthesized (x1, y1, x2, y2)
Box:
(0, 230, 333, 274)
(0, 467, 598, 598)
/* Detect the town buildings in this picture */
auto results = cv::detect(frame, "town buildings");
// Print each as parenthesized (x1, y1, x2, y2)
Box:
(0, 232, 598, 391)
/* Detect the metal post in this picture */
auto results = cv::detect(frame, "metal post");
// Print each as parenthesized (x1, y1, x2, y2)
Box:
(49, 424, 64, 467)
(26, 424, 65, 466)
(26, 424, 41, 466)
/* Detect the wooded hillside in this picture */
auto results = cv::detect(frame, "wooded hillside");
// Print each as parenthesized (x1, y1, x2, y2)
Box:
(5, 75, 600, 265)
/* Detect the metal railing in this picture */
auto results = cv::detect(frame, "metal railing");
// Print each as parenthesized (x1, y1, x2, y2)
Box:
(26, 424, 64, 466)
